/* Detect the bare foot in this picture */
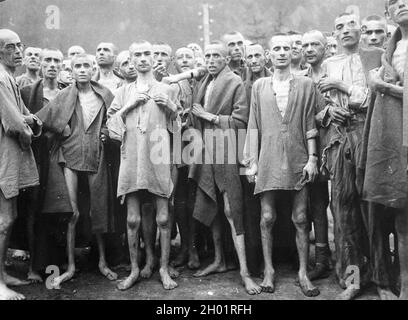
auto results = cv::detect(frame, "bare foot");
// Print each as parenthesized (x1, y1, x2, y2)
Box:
(187, 251, 200, 270)
(159, 268, 178, 290)
(336, 286, 360, 300)
(140, 263, 154, 279)
(0, 284, 25, 300)
(50, 268, 75, 289)
(98, 262, 118, 281)
(377, 286, 398, 300)
(193, 261, 227, 277)
(298, 273, 320, 297)
(27, 270, 43, 284)
(170, 251, 188, 268)
(168, 265, 180, 279)
(260, 269, 275, 293)
(3, 273, 30, 287)
(117, 269, 140, 291)
(242, 274, 262, 295)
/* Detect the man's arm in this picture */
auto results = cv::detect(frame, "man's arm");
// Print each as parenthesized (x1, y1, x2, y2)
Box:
(0, 82, 33, 149)
(304, 83, 319, 182)
(162, 67, 208, 85)
(242, 83, 260, 183)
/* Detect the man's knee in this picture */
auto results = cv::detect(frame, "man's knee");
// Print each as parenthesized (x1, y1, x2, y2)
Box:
(0, 215, 15, 234)
(260, 210, 276, 229)
(156, 212, 170, 228)
(127, 213, 141, 230)
(292, 207, 308, 229)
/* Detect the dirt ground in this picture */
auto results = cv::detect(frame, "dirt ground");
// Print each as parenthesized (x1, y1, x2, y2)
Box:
(8, 246, 378, 301)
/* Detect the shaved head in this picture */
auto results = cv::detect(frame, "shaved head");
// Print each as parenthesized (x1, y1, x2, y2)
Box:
(71, 53, 93, 68)
(269, 35, 292, 49)
(67, 45, 85, 58)
(302, 30, 327, 46)
(116, 50, 130, 65)
(205, 41, 229, 58)
(0, 29, 20, 49)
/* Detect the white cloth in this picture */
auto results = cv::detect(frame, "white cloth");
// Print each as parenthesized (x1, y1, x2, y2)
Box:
(79, 90, 102, 130)
(272, 78, 291, 118)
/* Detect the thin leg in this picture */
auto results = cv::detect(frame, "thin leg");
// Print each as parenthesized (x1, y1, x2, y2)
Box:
(0, 195, 25, 300)
(140, 202, 156, 279)
(194, 214, 226, 277)
(259, 191, 277, 293)
(117, 193, 141, 290)
(155, 196, 178, 290)
(51, 168, 79, 288)
(292, 187, 320, 297)
(223, 192, 261, 295)
(396, 208, 408, 300)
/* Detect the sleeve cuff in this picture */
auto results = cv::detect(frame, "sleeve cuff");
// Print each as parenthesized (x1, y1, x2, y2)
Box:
(107, 114, 126, 142)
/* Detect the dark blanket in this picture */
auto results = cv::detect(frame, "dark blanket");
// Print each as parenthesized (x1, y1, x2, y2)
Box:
(189, 66, 249, 234)
(363, 28, 408, 209)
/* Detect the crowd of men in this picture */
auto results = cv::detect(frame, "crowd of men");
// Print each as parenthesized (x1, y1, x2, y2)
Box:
(1, 0, 408, 301)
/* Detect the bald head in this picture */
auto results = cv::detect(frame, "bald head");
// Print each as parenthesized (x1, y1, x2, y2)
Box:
(67, 45, 85, 59)
(0, 29, 20, 49)
(0, 29, 23, 71)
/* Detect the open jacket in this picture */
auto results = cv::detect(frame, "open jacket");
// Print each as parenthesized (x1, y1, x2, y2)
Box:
(35, 81, 115, 233)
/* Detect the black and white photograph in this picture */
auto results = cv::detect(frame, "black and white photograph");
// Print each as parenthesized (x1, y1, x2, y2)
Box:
(0, 0, 407, 305)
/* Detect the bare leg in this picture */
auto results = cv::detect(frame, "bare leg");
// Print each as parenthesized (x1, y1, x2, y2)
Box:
(51, 168, 79, 288)
(259, 191, 277, 293)
(117, 193, 141, 291)
(155, 196, 178, 290)
(140, 202, 156, 279)
(223, 193, 261, 295)
(26, 188, 42, 283)
(194, 214, 227, 277)
(0, 196, 25, 300)
(96, 233, 118, 281)
(396, 209, 408, 300)
(187, 218, 200, 270)
(292, 188, 319, 297)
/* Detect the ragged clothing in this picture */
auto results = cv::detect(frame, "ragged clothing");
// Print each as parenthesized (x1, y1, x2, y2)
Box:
(0, 64, 41, 200)
(36, 81, 115, 234)
(363, 29, 408, 209)
(107, 80, 181, 199)
(189, 66, 248, 234)
(243, 75, 318, 194)
(320, 48, 382, 285)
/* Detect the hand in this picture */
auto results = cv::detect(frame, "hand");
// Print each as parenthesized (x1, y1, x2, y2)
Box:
(303, 158, 318, 183)
(318, 78, 349, 94)
(368, 68, 388, 92)
(23, 115, 35, 126)
(244, 163, 258, 184)
(152, 93, 170, 109)
(100, 133, 108, 143)
(192, 103, 214, 122)
(62, 125, 71, 138)
(328, 105, 350, 124)
(153, 63, 168, 76)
